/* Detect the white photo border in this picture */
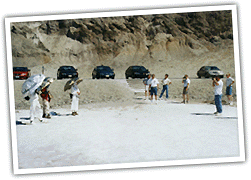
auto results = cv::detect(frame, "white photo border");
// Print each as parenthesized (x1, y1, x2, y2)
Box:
(5, 4, 245, 175)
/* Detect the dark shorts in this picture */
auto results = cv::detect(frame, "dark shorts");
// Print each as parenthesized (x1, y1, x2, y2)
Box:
(183, 87, 189, 94)
(151, 87, 158, 95)
(226, 86, 232, 95)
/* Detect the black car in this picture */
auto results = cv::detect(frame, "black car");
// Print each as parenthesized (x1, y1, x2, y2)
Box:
(197, 66, 224, 78)
(92, 65, 115, 79)
(125, 66, 150, 79)
(57, 66, 78, 79)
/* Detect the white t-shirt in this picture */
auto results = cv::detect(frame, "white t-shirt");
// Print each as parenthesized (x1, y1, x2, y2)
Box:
(71, 84, 80, 95)
(226, 77, 234, 87)
(162, 78, 171, 85)
(214, 79, 223, 95)
(183, 78, 190, 87)
(151, 78, 159, 87)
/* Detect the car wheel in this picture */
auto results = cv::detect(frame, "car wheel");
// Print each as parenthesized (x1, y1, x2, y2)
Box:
(92, 75, 95, 79)
(126, 75, 128, 79)
(198, 76, 201, 78)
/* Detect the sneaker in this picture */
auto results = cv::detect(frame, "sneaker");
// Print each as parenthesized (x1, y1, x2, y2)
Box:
(215, 112, 222, 116)
(230, 102, 233, 106)
(214, 112, 218, 114)
(181, 100, 185, 104)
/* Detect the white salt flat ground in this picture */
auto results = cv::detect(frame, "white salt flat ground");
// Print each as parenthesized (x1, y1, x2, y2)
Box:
(15, 100, 240, 169)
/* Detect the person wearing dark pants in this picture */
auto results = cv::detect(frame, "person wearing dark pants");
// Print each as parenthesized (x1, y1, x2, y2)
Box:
(213, 76, 223, 116)
(182, 75, 190, 103)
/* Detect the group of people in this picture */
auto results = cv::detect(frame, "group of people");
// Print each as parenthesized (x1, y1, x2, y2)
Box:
(143, 73, 235, 116)
(29, 78, 81, 122)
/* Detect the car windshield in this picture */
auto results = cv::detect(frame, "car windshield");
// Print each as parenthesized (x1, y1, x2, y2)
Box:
(132, 66, 146, 71)
(61, 66, 76, 71)
(210, 66, 220, 70)
(97, 66, 112, 71)
(13, 67, 28, 71)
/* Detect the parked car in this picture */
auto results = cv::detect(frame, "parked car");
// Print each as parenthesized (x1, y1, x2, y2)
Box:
(92, 65, 115, 79)
(197, 66, 224, 78)
(125, 66, 150, 79)
(13, 67, 30, 80)
(57, 66, 78, 79)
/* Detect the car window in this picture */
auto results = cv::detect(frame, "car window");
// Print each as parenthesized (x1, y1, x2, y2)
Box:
(205, 67, 210, 71)
(61, 66, 75, 71)
(13, 67, 28, 71)
(97, 66, 112, 71)
(210, 67, 220, 70)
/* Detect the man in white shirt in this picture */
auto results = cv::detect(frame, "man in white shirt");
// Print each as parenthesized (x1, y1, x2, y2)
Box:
(159, 74, 172, 100)
(182, 74, 190, 103)
(212, 76, 223, 116)
(226, 73, 235, 105)
(149, 74, 159, 102)
(143, 74, 152, 100)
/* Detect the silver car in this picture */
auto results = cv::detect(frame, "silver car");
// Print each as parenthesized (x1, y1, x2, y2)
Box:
(197, 66, 224, 78)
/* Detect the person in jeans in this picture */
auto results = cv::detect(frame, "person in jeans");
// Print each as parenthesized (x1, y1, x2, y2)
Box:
(182, 74, 190, 103)
(226, 73, 235, 105)
(149, 74, 159, 102)
(159, 74, 172, 100)
(212, 76, 223, 116)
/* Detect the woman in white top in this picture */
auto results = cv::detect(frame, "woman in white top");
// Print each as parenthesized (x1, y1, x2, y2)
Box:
(71, 82, 80, 116)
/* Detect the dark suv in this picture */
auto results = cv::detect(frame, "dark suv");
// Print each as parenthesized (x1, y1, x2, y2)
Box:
(13, 67, 30, 80)
(57, 66, 78, 79)
(125, 66, 150, 79)
(197, 66, 224, 78)
(92, 65, 115, 79)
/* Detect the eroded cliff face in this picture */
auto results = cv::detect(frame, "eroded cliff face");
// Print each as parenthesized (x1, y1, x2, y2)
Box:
(10, 10, 234, 78)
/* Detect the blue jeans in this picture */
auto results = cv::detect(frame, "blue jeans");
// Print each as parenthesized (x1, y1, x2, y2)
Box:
(215, 95, 222, 113)
(159, 85, 169, 99)
(150, 87, 158, 96)
(226, 86, 232, 95)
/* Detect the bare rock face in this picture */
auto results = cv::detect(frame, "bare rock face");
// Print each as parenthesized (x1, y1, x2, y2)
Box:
(10, 10, 234, 78)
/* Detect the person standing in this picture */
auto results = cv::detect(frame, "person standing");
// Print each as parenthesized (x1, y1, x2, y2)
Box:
(226, 73, 235, 105)
(143, 74, 152, 100)
(71, 81, 81, 116)
(30, 91, 43, 122)
(182, 74, 190, 103)
(149, 74, 159, 102)
(213, 76, 223, 116)
(159, 74, 172, 100)
(40, 85, 52, 119)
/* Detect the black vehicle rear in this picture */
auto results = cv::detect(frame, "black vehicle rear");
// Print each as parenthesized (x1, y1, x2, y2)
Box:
(92, 65, 115, 79)
(57, 66, 78, 79)
(125, 66, 150, 79)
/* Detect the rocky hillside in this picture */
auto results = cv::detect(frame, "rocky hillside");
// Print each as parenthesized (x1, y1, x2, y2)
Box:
(10, 10, 234, 78)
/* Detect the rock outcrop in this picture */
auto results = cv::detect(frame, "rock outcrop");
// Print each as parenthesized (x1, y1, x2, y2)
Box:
(10, 10, 234, 78)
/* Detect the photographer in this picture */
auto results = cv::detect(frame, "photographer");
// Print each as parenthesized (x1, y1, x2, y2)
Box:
(212, 76, 223, 116)
(182, 74, 190, 103)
